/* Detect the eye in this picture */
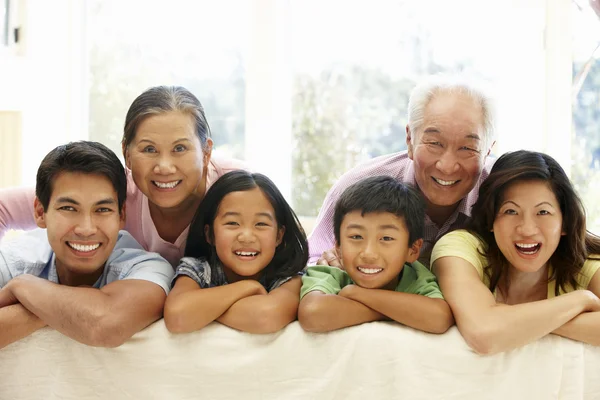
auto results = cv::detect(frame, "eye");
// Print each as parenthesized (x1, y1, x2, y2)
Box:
(58, 206, 76, 211)
(460, 146, 479, 152)
(256, 222, 271, 227)
(142, 146, 157, 153)
(381, 236, 395, 242)
(538, 209, 551, 216)
(349, 234, 362, 240)
(97, 207, 114, 213)
(224, 221, 239, 226)
(427, 141, 442, 147)
(173, 144, 187, 153)
(502, 208, 517, 215)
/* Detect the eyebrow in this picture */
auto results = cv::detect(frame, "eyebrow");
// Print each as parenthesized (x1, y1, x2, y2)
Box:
(137, 138, 192, 145)
(55, 197, 117, 206)
(422, 128, 481, 141)
(221, 211, 275, 221)
(345, 223, 400, 231)
(500, 200, 556, 208)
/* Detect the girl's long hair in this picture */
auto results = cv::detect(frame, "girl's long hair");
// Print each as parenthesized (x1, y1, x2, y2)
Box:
(185, 170, 308, 286)
(468, 150, 600, 295)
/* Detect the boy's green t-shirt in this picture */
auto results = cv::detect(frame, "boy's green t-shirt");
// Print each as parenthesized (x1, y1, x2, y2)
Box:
(300, 262, 444, 299)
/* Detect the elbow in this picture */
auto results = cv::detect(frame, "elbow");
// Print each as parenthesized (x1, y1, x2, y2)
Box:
(429, 304, 455, 334)
(86, 322, 129, 348)
(297, 298, 330, 333)
(163, 302, 197, 334)
(461, 326, 501, 355)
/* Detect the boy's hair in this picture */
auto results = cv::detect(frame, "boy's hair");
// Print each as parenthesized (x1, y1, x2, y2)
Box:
(333, 176, 425, 245)
(36, 141, 127, 213)
(185, 170, 309, 286)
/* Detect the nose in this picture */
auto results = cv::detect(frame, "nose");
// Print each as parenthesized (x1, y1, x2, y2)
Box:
(73, 214, 97, 237)
(237, 227, 257, 244)
(435, 150, 460, 175)
(516, 214, 539, 236)
(359, 239, 379, 263)
(153, 154, 176, 175)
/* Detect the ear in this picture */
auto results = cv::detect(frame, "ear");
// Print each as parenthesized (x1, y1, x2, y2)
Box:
(33, 197, 47, 229)
(123, 144, 132, 170)
(119, 203, 127, 229)
(203, 138, 214, 167)
(276, 225, 286, 246)
(204, 224, 212, 245)
(406, 238, 423, 263)
(406, 125, 415, 159)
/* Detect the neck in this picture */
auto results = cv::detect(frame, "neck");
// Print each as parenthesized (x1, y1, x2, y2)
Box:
(499, 264, 548, 304)
(223, 264, 262, 283)
(425, 200, 460, 227)
(55, 261, 104, 287)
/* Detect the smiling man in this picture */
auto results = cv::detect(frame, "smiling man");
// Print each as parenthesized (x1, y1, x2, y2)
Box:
(0, 141, 173, 349)
(308, 75, 497, 267)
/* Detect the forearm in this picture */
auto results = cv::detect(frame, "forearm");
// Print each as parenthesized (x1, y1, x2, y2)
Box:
(348, 289, 454, 334)
(217, 295, 297, 334)
(462, 291, 594, 354)
(298, 293, 386, 333)
(552, 311, 600, 346)
(0, 304, 47, 349)
(12, 276, 131, 346)
(164, 281, 263, 333)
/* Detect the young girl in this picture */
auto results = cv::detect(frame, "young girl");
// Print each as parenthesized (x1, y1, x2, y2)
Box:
(431, 150, 600, 354)
(164, 170, 309, 334)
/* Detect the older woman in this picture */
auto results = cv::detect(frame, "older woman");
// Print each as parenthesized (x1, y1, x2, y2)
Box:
(0, 86, 246, 265)
(432, 150, 600, 354)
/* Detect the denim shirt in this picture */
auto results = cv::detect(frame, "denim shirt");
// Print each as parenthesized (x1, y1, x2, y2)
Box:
(0, 229, 174, 293)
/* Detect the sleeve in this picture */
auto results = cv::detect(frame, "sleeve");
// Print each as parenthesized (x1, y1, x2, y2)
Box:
(430, 230, 487, 280)
(171, 257, 213, 289)
(405, 262, 445, 299)
(300, 266, 350, 299)
(0, 187, 37, 241)
(117, 249, 175, 295)
(0, 250, 12, 288)
(578, 257, 600, 290)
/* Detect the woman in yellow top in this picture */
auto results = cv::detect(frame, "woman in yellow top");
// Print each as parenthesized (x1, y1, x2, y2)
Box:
(431, 150, 600, 354)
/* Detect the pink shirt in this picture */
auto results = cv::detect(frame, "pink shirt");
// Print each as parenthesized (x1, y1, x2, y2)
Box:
(307, 151, 495, 266)
(0, 154, 247, 267)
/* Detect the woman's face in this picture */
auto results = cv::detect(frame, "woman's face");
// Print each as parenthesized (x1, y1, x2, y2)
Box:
(125, 111, 212, 211)
(492, 180, 564, 274)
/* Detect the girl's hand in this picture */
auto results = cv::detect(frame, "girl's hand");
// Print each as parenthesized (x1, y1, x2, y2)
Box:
(243, 279, 267, 296)
(579, 289, 600, 312)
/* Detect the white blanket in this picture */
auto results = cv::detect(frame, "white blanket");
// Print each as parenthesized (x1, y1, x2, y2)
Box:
(1, 321, 598, 399)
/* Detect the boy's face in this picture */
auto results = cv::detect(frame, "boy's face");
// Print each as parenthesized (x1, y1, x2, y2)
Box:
(336, 211, 421, 290)
(34, 171, 125, 286)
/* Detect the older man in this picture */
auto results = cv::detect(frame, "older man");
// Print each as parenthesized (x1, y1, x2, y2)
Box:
(308, 75, 496, 267)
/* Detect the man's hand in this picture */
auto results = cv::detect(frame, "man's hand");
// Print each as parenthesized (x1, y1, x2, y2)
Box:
(316, 248, 342, 268)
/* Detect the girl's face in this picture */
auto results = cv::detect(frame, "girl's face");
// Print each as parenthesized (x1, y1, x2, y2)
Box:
(125, 111, 213, 212)
(208, 188, 284, 282)
(492, 180, 564, 274)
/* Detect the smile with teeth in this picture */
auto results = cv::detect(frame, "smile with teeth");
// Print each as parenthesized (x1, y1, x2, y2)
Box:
(67, 242, 101, 252)
(235, 251, 259, 257)
(357, 266, 383, 275)
(432, 177, 459, 186)
(152, 180, 181, 189)
(515, 242, 541, 255)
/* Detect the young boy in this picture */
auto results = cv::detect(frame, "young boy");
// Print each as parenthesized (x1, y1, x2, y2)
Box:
(299, 176, 454, 333)
(0, 141, 174, 349)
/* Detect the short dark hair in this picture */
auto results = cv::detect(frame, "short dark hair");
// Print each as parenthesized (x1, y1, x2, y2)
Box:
(36, 141, 127, 213)
(333, 176, 425, 245)
(122, 86, 212, 155)
(468, 150, 600, 295)
(185, 170, 309, 286)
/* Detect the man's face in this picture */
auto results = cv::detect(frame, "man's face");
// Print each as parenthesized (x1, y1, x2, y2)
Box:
(34, 171, 125, 286)
(407, 92, 489, 212)
(337, 211, 421, 290)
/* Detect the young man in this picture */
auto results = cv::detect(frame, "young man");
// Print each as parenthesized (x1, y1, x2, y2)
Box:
(308, 75, 497, 267)
(0, 141, 174, 349)
(298, 176, 454, 333)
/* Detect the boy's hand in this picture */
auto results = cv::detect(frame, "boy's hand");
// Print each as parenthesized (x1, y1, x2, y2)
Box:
(316, 248, 342, 268)
(338, 284, 360, 299)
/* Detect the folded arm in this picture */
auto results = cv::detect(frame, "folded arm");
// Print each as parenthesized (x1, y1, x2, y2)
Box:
(298, 290, 386, 333)
(552, 268, 600, 345)
(216, 277, 301, 334)
(0, 303, 46, 349)
(164, 276, 267, 333)
(434, 256, 600, 355)
(339, 284, 454, 334)
(5, 274, 166, 347)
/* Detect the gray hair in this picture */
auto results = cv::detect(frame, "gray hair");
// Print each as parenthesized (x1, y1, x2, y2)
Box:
(407, 75, 496, 151)
(122, 86, 212, 156)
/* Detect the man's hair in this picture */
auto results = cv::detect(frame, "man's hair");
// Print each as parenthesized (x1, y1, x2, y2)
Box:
(333, 176, 425, 245)
(36, 141, 127, 213)
(407, 74, 496, 151)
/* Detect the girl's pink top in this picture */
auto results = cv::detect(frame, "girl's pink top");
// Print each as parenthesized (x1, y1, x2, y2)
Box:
(0, 154, 247, 266)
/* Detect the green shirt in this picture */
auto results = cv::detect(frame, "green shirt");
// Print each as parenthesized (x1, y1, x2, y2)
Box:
(300, 262, 444, 299)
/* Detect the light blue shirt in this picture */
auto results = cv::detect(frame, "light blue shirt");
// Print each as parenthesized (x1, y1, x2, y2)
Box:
(0, 229, 174, 294)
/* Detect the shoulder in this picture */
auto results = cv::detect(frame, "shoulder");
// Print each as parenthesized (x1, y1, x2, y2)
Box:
(304, 265, 347, 279)
(0, 229, 53, 277)
(578, 256, 600, 289)
(431, 230, 487, 275)
(106, 232, 172, 274)
(209, 153, 249, 176)
(172, 257, 221, 289)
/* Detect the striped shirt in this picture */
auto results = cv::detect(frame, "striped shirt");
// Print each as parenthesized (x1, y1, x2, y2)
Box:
(307, 151, 495, 267)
